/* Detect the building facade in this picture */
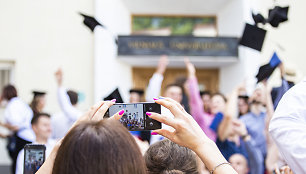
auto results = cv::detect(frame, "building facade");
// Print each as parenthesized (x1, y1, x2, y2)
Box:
(0, 0, 304, 170)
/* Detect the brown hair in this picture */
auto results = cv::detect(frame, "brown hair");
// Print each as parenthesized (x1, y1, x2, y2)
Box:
(67, 90, 78, 105)
(31, 113, 51, 125)
(30, 96, 42, 115)
(145, 139, 198, 174)
(2, 84, 17, 101)
(165, 83, 183, 92)
(52, 119, 147, 174)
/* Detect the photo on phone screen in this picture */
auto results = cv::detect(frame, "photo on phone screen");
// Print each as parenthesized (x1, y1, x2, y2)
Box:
(107, 103, 161, 131)
(24, 144, 46, 174)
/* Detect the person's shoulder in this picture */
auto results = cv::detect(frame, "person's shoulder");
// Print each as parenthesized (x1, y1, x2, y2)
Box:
(48, 139, 57, 147)
(7, 97, 19, 106)
(285, 79, 306, 96)
(240, 112, 252, 119)
(51, 112, 65, 119)
(239, 112, 253, 122)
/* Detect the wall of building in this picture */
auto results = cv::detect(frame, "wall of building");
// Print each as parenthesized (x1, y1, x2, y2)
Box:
(0, 0, 94, 165)
(94, 0, 133, 103)
(217, 0, 261, 95)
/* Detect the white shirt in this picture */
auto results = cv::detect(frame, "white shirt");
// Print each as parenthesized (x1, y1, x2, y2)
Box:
(269, 77, 306, 174)
(15, 139, 56, 174)
(4, 97, 35, 142)
(145, 73, 164, 102)
(150, 106, 175, 145)
(145, 73, 176, 144)
(51, 87, 82, 139)
(51, 112, 71, 139)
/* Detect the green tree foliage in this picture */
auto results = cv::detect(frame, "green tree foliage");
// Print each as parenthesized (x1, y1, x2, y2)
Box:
(132, 16, 216, 36)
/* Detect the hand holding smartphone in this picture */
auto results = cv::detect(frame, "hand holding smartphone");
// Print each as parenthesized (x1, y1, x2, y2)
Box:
(24, 144, 46, 174)
(105, 102, 161, 131)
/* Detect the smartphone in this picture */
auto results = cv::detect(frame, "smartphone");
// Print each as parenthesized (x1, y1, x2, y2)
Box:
(23, 144, 46, 174)
(105, 102, 161, 131)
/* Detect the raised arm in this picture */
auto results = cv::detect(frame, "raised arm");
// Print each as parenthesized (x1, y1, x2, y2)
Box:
(36, 100, 125, 174)
(149, 98, 237, 174)
(55, 68, 82, 121)
(233, 120, 264, 174)
(261, 81, 274, 135)
(145, 55, 168, 102)
(185, 59, 206, 127)
(218, 87, 238, 141)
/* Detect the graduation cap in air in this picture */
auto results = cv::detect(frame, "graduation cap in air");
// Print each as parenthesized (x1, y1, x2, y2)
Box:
(240, 23, 267, 52)
(252, 12, 266, 26)
(32, 91, 46, 97)
(256, 52, 282, 83)
(268, 6, 289, 28)
(79, 13, 104, 32)
(129, 89, 144, 96)
(79, 12, 118, 44)
(104, 88, 124, 103)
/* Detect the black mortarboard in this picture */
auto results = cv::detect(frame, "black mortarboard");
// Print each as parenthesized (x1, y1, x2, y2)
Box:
(103, 88, 124, 103)
(32, 91, 46, 97)
(200, 91, 211, 96)
(252, 12, 266, 25)
(79, 13, 118, 44)
(268, 6, 289, 28)
(256, 52, 282, 83)
(238, 95, 249, 100)
(79, 13, 104, 32)
(240, 23, 267, 51)
(129, 89, 144, 96)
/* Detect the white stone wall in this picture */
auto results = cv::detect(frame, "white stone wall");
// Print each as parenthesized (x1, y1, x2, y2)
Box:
(0, 0, 94, 165)
(94, 0, 133, 103)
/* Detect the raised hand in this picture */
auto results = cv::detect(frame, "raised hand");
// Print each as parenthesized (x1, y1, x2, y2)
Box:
(148, 97, 208, 150)
(232, 119, 248, 137)
(148, 97, 237, 173)
(184, 58, 196, 78)
(72, 99, 124, 127)
(36, 99, 125, 174)
(55, 68, 63, 86)
(156, 55, 169, 75)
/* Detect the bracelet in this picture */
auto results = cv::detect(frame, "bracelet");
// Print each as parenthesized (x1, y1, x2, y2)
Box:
(210, 162, 231, 174)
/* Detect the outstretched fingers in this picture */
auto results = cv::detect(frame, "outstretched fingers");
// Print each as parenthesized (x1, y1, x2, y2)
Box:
(147, 112, 177, 129)
(109, 109, 125, 121)
(92, 100, 116, 121)
(152, 129, 175, 140)
(154, 97, 185, 118)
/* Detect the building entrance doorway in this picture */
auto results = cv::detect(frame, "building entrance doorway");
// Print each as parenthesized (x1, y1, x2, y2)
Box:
(132, 67, 219, 95)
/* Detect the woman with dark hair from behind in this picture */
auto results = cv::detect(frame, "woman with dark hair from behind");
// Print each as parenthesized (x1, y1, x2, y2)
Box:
(0, 84, 35, 174)
(145, 139, 198, 174)
(53, 120, 146, 174)
(37, 100, 147, 174)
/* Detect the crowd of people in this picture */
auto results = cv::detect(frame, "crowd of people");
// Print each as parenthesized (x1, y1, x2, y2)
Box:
(121, 113, 144, 130)
(0, 55, 303, 174)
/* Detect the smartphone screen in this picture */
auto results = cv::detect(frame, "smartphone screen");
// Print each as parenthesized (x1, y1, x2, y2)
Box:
(24, 144, 46, 174)
(107, 103, 161, 131)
